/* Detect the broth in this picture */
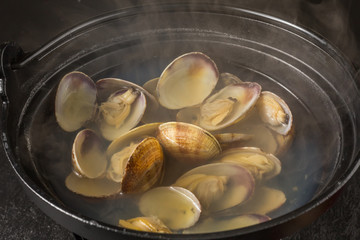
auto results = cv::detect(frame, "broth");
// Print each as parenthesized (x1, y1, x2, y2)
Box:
(27, 54, 335, 234)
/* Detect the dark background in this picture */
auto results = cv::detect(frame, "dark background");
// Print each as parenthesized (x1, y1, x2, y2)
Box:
(0, 0, 360, 239)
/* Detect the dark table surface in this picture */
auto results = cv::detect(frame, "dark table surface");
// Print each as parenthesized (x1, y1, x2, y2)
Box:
(1, 1, 360, 239)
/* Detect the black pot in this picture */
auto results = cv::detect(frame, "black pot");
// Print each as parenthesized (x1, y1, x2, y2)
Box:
(1, 2, 360, 240)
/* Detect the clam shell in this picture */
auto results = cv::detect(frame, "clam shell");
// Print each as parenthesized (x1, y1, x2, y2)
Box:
(156, 52, 219, 110)
(139, 186, 201, 230)
(257, 91, 293, 135)
(65, 172, 121, 198)
(121, 137, 164, 193)
(156, 122, 221, 164)
(55, 71, 97, 132)
(174, 162, 255, 212)
(184, 214, 270, 234)
(71, 129, 107, 179)
(198, 82, 261, 131)
(118, 216, 172, 233)
(219, 147, 281, 181)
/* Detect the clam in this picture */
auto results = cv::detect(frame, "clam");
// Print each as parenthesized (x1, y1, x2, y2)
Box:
(214, 133, 252, 150)
(71, 129, 107, 179)
(142, 77, 176, 123)
(156, 52, 219, 110)
(184, 214, 271, 234)
(217, 72, 243, 89)
(257, 91, 293, 135)
(96, 78, 150, 140)
(219, 147, 281, 181)
(65, 172, 121, 198)
(118, 216, 172, 233)
(107, 137, 164, 193)
(198, 83, 261, 131)
(174, 163, 255, 212)
(55, 71, 97, 132)
(139, 186, 201, 230)
(156, 122, 221, 164)
(233, 187, 286, 215)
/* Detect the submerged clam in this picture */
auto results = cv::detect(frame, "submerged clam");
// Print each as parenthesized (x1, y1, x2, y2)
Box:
(55, 71, 97, 132)
(156, 122, 221, 164)
(214, 133, 252, 150)
(71, 129, 107, 179)
(198, 82, 261, 131)
(107, 136, 164, 193)
(184, 214, 271, 234)
(219, 147, 281, 181)
(257, 91, 293, 135)
(156, 52, 219, 110)
(118, 216, 172, 233)
(174, 163, 255, 212)
(65, 172, 122, 198)
(139, 186, 201, 230)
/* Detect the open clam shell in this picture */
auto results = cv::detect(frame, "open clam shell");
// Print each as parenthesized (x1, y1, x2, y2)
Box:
(107, 136, 164, 194)
(96, 78, 151, 140)
(118, 216, 172, 233)
(198, 82, 261, 131)
(257, 91, 293, 135)
(156, 122, 221, 164)
(184, 214, 270, 234)
(156, 52, 219, 110)
(55, 71, 97, 132)
(65, 172, 122, 198)
(71, 129, 107, 179)
(139, 186, 201, 230)
(218, 147, 281, 181)
(174, 162, 255, 212)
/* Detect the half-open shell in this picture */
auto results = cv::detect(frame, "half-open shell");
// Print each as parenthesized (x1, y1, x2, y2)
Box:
(96, 78, 149, 140)
(257, 91, 293, 135)
(198, 82, 261, 131)
(174, 162, 255, 212)
(55, 71, 97, 132)
(219, 147, 281, 181)
(156, 52, 219, 110)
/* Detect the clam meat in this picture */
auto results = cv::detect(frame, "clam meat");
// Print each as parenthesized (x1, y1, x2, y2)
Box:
(218, 147, 281, 181)
(198, 83, 261, 131)
(257, 91, 293, 135)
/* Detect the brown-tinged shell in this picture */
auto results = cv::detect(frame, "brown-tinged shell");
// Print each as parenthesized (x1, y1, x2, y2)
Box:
(118, 216, 172, 233)
(156, 122, 221, 164)
(55, 71, 97, 132)
(156, 52, 219, 110)
(71, 129, 107, 179)
(121, 137, 164, 193)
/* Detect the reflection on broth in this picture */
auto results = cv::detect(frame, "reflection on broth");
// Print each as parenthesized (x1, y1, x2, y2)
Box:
(30, 52, 326, 234)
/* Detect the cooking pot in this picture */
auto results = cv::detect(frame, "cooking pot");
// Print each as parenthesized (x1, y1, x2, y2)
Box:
(1, 2, 360, 240)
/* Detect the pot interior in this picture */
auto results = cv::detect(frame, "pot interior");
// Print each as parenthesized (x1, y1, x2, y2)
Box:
(8, 4, 359, 238)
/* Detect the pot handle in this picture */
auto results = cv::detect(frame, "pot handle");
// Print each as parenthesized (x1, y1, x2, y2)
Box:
(0, 42, 24, 103)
